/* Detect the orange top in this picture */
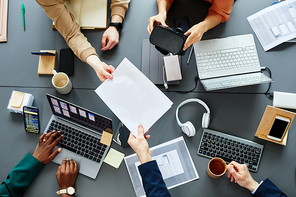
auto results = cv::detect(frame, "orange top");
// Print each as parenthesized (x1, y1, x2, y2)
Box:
(157, 0, 234, 23)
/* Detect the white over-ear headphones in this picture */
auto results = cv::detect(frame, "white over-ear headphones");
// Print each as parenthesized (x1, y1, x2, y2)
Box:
(176, 98, 210, 137)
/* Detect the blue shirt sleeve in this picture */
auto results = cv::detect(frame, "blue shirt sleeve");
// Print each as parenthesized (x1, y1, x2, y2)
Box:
(138, 160, 171, 197)
(0, 153, 44, 197)
(253, 178, 287, 197)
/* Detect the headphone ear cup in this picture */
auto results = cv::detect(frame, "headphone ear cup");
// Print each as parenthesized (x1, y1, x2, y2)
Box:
(202, 113, 210, 128)
(181, 121, 196, 137)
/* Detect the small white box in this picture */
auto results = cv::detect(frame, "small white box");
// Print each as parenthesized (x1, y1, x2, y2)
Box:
(163, 55, 182, 82)
(273, 91, 296, 110)
(7, 91, 34, 114)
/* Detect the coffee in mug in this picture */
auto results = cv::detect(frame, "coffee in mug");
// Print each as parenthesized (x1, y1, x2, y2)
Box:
(207, 157, 227, 178)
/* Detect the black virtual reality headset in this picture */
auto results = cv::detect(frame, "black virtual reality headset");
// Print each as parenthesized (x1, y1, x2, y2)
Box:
(149, 25, 187, 56)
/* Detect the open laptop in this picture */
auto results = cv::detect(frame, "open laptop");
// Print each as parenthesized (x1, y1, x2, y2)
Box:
(193, 34, 272, 91)
(42, 94, 113, 179)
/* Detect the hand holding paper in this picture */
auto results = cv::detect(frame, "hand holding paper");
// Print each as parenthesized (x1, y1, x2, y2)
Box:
(95, 58, 173, 138)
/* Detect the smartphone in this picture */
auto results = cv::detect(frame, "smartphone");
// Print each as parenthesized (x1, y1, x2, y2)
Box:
(31, 51, 55, 56)
(267, 116, 290, 141)
(59, 48, 74, 76)
(23, 106, 40, 134)
(173, 16, 190, 32)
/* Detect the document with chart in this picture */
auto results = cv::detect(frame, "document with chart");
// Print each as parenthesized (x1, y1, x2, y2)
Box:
(124, 137, 199, 197)
(248, 0, 296, 51)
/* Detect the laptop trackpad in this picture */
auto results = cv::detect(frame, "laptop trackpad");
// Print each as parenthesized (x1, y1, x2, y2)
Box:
(212, 37, 234, 50)
(52, 149, 82, 168)
(52, 149, 100, 179)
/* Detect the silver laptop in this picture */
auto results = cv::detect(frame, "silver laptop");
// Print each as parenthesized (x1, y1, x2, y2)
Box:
(43, 94, 112, 179)
(193, 34, 272, 91)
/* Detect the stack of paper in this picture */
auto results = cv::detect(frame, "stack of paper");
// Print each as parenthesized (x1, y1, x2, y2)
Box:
(248, 0, 296, 51)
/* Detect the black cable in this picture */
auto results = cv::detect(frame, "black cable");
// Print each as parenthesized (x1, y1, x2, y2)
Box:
(176, 76, 199, 94)
(162, 76, 199, 94)
(263, 67, 273, 98)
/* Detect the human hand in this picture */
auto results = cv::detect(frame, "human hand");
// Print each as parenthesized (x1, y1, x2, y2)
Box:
(147, 13, 168, 35)
(86, 55, 115, 82)
(101, 26, 119, 51)
(56, 158, 78, 190)
(227, 161, 259, 192)
(128, 125, 152, 164)
(183, 23, 207, 50)
(32, 131, 63, 164)
(94, 61, 115, 82)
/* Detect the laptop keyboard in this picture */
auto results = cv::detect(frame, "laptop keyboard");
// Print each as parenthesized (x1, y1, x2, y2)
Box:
(48, 120, 107, 163)
(197, 129, 264, 172)
(201, 72, 261, 91)
(196, 45, 259, 75)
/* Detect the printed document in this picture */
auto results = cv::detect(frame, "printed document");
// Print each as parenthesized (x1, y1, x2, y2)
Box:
(95, 58, 173, 138)
(124, 137, 199, 197)
(248, 0, 296, 51)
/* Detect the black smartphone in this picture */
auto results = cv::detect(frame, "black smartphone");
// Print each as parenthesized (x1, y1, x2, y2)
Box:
(174, 16, 190, 32)
(23, 106, 40, 134)
(59, 48, 74, 76)
(31, 51, 56, 56)
(267, 116, 290, 141)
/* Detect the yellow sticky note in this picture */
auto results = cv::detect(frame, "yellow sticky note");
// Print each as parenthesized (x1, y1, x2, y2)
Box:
(100, 131, 113, 146)
(10, 91, 25, 108)
(103, 148, 125, 169)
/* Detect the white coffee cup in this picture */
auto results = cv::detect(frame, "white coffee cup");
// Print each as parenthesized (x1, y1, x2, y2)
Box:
(52, 70, 72, 94)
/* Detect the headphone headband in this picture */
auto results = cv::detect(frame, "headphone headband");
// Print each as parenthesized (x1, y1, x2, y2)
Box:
(176, 98, 211, 137)
(176, 98, 210, 125)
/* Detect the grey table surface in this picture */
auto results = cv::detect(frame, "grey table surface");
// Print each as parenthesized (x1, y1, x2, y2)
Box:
(0, 0, 296, 196)
(1, 0, 296, 93)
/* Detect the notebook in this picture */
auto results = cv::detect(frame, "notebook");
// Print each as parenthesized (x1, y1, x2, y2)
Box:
(52, 0, 108, 29)
(42, 94, 113, 179)
(193, 34, 272, 91)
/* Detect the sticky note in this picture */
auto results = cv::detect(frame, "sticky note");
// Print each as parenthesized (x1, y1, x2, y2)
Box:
(100, 130, 113, 146)
(103, 148, 125, 169)
(10, 91, 25, 108)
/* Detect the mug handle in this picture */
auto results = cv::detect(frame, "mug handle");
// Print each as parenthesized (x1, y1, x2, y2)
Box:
(52, 70, 57, 75)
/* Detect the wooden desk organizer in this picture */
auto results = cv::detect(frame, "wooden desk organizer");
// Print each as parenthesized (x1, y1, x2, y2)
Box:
(255, 105, 295, 146)
(37, 50, 56, 74)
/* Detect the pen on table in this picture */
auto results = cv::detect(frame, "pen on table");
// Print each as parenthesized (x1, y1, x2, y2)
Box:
(186, 45, 194, 65)
(21, 3, 25, 31)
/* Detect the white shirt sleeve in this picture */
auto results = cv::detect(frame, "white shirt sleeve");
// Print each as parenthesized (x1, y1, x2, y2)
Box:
(251, 181, 263, 194)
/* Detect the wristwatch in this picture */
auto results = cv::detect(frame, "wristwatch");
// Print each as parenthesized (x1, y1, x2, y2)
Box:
(109, 22, 123, 32)
(56, 186, 75, 195)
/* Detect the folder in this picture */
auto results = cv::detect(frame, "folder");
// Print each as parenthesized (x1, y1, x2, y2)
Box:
(53, 0, 108, 30)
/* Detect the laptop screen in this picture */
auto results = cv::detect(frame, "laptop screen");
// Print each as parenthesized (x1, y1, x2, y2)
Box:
(46, 94, 112, 134)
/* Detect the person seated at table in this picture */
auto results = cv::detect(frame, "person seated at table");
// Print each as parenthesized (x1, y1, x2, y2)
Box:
(36, 0, 130, 82)
(147, 0, 234, 51)
(0, 131, 78, 197)
(128, 125, 171, 197)
(227, 161, 287, 197)
(128, 125, 286, 197)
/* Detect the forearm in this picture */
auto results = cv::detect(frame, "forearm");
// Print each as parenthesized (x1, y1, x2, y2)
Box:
(61, 194, 73, 197)
(0, 154, 44, 197)
(111, 15, 123, 23)
(36, 0, 97, 62)
(110, 0, 130, 19)
(199, 15, 220, 33)
(138, 153, 152, 164)
(86, 55, 103, 71)
(139, 161, 171, 197)
(157, 0, 172, 16)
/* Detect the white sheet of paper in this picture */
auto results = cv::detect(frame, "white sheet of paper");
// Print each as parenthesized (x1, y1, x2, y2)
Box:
(95, 58, 173, 138)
